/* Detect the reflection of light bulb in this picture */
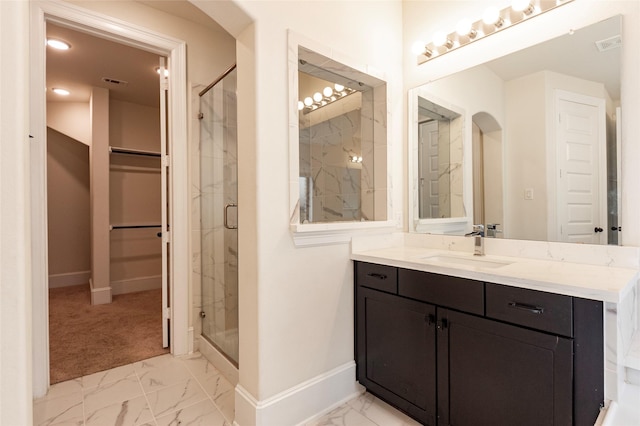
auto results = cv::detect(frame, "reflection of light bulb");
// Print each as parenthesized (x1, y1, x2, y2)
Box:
(334, 83, 344, 92)
(313, 92, 322, 102)
(304, 97, 313, 106)
(52, 88, 70, 96)
(298, 101, 304, 110)
(323, 86, 333, 97)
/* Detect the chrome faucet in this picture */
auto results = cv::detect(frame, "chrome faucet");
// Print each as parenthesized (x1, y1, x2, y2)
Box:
(465, 224, 485, 256)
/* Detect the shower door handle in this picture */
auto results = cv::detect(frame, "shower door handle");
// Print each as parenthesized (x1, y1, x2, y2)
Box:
(224, 203, 238, 230)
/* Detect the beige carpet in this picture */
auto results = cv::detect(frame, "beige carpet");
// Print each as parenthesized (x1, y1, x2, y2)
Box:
(49, 284, 169, 384)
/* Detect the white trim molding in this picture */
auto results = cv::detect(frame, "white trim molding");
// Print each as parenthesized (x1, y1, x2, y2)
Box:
(234, 361, 361, 426)
(48, 270, 91, 288)
(111, 275, 162, 295)
(89, 278, 112, 305)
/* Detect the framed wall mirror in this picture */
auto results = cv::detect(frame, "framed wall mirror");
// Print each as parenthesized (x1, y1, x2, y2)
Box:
(408, 15, 621, 245)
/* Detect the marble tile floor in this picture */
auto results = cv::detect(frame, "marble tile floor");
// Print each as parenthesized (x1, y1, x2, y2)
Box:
(307, 392, 421, 426)
(33, 352, 234, 426)
(34, 351, 419, 426)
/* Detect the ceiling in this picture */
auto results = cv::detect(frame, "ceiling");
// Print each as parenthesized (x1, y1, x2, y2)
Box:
(486, 15, 621, 99)
(46, 22, 164, 107)
(46, 0, 226, 108)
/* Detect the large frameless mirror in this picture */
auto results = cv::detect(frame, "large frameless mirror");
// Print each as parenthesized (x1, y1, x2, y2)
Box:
(409, 15, 621, 245)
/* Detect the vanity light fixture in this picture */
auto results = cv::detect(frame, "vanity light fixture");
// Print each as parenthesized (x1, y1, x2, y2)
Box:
(349, 155, 363, 164)
(298, 82, 357, 115)
(415, 0, 574, 65)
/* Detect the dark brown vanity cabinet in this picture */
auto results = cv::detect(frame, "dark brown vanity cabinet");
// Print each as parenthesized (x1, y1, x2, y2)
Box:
(354, 261, 604, 426)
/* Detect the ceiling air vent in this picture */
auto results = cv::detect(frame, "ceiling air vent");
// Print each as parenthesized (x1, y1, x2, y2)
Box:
(595, 35, 622, 52)
(101, 77, 129, 87)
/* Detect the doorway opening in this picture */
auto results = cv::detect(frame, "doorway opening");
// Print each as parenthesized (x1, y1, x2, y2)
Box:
(31, 1, 191, 398)
(45, 22, 169, 384)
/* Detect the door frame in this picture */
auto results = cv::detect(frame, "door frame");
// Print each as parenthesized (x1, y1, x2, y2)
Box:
(30, 0, 190, 397)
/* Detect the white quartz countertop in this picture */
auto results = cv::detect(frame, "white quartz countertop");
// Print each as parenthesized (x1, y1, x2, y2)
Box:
(351, 245, 638, 303)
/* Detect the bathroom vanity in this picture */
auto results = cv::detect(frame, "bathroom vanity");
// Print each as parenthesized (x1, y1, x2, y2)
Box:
(351, 234, 639, 426)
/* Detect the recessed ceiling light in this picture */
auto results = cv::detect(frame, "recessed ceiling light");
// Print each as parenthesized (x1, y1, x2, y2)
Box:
(52, 88, 70, 96)
(47, 39, 71, 50)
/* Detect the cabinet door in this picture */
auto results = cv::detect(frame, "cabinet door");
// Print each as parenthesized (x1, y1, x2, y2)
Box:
(356, 287, 437, 425)
(437, 309, 572, 426)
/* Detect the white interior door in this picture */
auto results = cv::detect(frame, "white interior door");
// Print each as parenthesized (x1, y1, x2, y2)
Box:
(419, 120, 439, 218)
(159, 57, 170, 348)
(555, 90, 606, 244)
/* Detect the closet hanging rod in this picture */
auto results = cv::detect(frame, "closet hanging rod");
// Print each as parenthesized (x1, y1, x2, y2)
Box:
(110, 224, 162, 230)
(199, 64, 237, 97)
(109, 146, 161, 157)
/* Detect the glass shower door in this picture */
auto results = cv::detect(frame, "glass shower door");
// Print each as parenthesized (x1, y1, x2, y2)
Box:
(199, 66, 238, 365)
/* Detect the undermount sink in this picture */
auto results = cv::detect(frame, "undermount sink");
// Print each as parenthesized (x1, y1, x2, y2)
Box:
(419, 254, 513, 269)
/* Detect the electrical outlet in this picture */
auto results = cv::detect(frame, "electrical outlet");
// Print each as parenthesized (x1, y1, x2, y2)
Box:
(524, 188, 534, 200)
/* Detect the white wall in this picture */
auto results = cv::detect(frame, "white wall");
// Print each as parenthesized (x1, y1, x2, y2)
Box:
(47, 102, 91, 146)
(194, 1, 403, 423)
(403, 0, 640, 247)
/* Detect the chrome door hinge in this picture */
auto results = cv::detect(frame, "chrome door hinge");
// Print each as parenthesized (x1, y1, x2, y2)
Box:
(163, 307, 171, 320)
(162, 155, 170, 167)
(162, 231, 171, 244)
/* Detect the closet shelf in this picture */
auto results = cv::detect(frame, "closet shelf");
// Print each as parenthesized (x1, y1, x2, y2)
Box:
(109, 146, 161, 157)
(110, 224, 162, 230)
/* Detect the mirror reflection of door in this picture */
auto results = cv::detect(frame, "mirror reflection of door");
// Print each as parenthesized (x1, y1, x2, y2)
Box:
(472, 113, 504, 237)
(555, 90, 607, 244)
(419, 120, 440, 218)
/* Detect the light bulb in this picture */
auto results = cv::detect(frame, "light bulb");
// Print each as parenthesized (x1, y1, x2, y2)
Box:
(411, 40, 427, 56)
(47, 39, 70, 50)
(323, 86, 333, 97)
(432, 31, 447, 47)
(52, 88, 70, 96)
(511, 0, 531, 11)
(298, 101, 304, 111)
(456, 19, 472, 36)
(304, 97, 313, 106)
(483, 7, 501, 26)
(334, 83, 344, 92)
(313, 92, 322, 102)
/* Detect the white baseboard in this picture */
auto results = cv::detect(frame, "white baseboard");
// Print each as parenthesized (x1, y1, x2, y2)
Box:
(89, 278, 112, 305)
(234, 361, 360, 426)
(111, 275, 161, 295)
(48, 270, 90, 288)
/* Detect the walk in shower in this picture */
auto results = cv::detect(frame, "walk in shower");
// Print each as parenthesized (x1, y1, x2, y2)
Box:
(199, 65, 238, 366)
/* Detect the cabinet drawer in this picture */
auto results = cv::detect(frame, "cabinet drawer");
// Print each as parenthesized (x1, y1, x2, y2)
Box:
(356, 262, 397, 294)
(398, 269, 484, 315)
(486, 284, 573, 337)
